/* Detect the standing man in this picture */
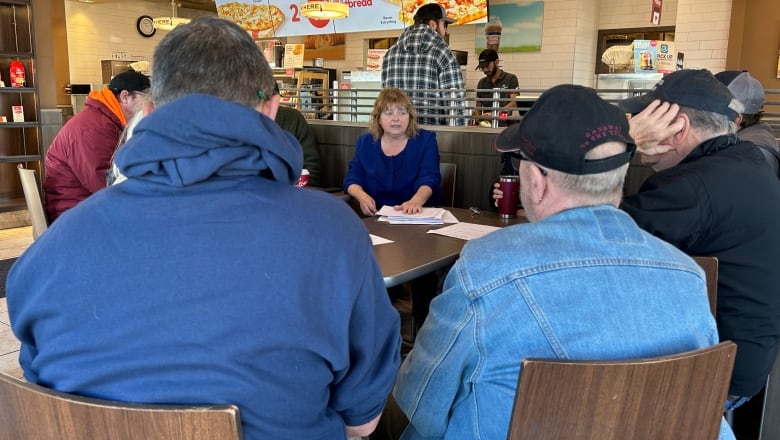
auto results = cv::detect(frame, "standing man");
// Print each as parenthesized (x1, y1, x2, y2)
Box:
(382, 3, 466, 125)
(474, 49, 519, 126)
(8, 16, 400, 440)
(619, 69, 780, 424)
(44, 69, 149, 221)
(388, 85, 733, 440)
(714, 70, 779, 174)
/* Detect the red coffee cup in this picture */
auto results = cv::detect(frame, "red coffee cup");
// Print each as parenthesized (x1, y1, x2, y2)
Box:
(498, 175, 519, 218)
(294, 169, 309, 188)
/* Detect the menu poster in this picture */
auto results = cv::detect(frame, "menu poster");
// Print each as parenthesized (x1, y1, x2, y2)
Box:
(215, 0, 486, 38)
(634, 40, 675, 74)
(284, 44, 305, 68)
(366, 49, 387, 71)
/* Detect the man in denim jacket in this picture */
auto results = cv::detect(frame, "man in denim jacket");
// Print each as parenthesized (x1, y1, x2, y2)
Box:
(391, 85, 735, 439)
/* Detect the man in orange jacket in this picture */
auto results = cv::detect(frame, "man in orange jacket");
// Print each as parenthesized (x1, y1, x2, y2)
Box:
(44, 70, 149, 221)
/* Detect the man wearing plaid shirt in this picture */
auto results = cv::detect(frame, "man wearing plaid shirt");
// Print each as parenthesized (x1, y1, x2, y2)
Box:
(382, 3, 466, 126)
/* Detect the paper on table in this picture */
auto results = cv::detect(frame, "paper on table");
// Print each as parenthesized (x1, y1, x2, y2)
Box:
(375, 206, 459, 224)
(370, 234, 393, 245)
(427, 222, 501, 240)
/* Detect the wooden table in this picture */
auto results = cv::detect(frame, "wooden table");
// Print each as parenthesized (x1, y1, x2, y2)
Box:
(364, 207, 527, 288)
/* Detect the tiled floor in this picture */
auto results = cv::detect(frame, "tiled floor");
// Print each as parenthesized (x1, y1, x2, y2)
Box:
(0, 226, 32, 379)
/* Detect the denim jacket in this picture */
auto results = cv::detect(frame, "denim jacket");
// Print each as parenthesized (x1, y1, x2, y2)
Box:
(394, 205, 734, 440)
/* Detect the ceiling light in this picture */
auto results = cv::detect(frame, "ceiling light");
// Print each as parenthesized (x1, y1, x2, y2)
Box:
(154, 0, 191, 31)
(300, 1, 349, 19)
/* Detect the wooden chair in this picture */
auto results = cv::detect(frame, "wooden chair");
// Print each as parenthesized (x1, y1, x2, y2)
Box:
(506, 341, 737, 440)
(692, 256, 719, 316)
(17, 164, 49, 240)
(439, 162, 456, 207)
(0, 372, 242, 440)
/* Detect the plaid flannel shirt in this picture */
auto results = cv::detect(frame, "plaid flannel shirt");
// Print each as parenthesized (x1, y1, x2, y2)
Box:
(382, 25, 466, 125)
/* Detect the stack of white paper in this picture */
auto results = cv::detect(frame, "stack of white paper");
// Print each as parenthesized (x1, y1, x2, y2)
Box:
(376, 206, 459, 225)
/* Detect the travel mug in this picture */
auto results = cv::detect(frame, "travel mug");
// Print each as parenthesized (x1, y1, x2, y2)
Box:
(498, 175, 519, 218)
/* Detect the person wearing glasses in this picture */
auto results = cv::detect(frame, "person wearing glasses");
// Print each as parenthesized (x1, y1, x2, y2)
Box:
(44, 69, 150, 221)
(384, 85, 734, 440)
(344, 87, 442, 216)
(382, 3, 466, 126)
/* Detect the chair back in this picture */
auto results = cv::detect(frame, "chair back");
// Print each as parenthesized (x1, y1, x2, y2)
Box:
(507, 341, 737, 440)
(17, 165, 48, 240)
(0, 372, 242, 440)
(692, 256, 718, 316)
(439, 162, 456, 207)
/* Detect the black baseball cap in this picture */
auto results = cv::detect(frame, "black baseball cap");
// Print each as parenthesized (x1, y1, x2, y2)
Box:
(495, 85, 636, 175)
(619, 69, 740, 120)
(476, 49, 498, 69)
(413, 3, 455, 24)
(108, 70, 151, 95)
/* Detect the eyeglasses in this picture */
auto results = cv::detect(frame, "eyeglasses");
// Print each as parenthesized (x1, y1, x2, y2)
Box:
(506, 151, 548, 176)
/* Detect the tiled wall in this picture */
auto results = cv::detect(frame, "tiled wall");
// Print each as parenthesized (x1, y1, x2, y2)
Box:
(64, 0, 211, 84)
(673, 0, 731, 71)
(64, 0, 730, 88)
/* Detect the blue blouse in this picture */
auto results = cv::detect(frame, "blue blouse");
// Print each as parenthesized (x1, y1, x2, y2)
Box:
(343, 128, 442, 208)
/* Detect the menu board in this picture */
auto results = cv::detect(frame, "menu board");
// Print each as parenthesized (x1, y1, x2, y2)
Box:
(215, 0, 486, 37)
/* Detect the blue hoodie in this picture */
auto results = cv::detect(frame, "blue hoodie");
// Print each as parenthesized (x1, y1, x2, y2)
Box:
(8, 94, 401, 439)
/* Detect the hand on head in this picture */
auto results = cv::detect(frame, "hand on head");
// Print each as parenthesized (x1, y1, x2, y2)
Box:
(628, 100, 684, 156)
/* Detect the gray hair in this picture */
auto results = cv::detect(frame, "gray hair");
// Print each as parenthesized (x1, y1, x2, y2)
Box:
(678, 105, 739, 138)
(151, 16, 275, 108)
(549, 142, 629, 205)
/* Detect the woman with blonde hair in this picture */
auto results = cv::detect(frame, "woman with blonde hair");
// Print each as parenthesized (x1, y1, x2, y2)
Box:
(343, 87, 441, 215)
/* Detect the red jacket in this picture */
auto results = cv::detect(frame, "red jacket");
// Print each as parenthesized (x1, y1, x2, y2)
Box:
(44, 97, 123, 221)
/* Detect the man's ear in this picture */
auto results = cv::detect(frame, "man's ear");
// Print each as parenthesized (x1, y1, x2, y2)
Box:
(256, 94, 280, 120)
(142, 100, 155, 116)
(670, 112, 691, 146)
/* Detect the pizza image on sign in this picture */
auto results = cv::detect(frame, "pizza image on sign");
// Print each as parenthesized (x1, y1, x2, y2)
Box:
(393, 0, 487, 26)
(217, 2, 285, 37)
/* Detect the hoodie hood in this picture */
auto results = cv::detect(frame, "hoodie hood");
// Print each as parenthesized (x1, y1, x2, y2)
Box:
(397, 24, 443, 54)
(114, 94, 303, 187)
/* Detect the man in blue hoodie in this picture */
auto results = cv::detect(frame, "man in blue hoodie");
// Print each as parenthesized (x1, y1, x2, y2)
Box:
(7, 16, 400, 440)
(382, 3, 466, 125)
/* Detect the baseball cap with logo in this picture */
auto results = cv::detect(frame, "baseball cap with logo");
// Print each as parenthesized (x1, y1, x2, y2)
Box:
(619, 69, 740, 120)
(476, 49, 499, 70)
(413, 3, 455, 24)
(714, 70, 765, 115)
(494, 84, 636, 175)
(108, 70, 151, 96)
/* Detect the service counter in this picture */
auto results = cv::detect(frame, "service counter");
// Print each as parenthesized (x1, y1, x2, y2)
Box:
(308, 120, 654, 211)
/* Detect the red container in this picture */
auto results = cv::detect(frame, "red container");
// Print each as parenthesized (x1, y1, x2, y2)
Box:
(294, 169, 310, 188)
(498, 175, 519, 218)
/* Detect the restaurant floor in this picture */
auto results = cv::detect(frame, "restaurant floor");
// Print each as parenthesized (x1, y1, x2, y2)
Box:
(0, 226, 32, 380)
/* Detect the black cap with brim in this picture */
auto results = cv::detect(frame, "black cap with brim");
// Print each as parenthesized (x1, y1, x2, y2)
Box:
(413, 3, 455, 24)
(619, 69, 740, 120)
(495, 85, 636, 175)
(476, 49, 498, 69)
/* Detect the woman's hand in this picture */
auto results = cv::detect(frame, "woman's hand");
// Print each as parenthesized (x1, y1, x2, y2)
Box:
(493, 182, 504, 207)
(357, 193, 377, 216)
(396, 199, 423, 214)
